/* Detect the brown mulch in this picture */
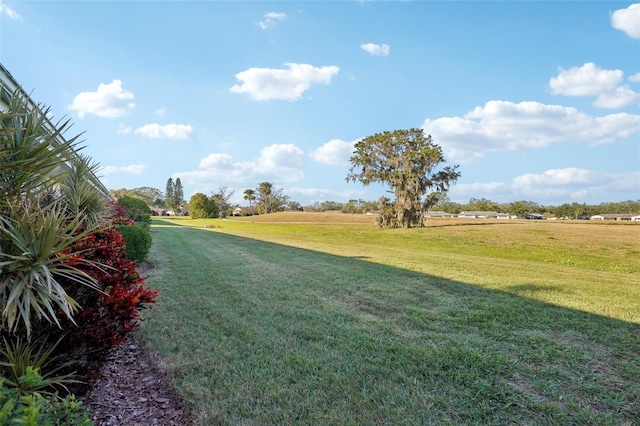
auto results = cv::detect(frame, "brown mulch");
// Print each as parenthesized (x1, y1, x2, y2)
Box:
(82, 332, 192, 426)
(82, 261, 192, 425)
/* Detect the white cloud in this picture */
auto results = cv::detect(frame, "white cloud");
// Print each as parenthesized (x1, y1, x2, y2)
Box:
(511, 168, 640, 201)
(68, 80, 135, 118)
(592, 112, 640, 140)
(100, 164, 146, 175)
(422, 100, 640, 163)
(549, 63, 623, 96)
(449, 182, 511, 201)
(229, 63, 340, 101)
(0, 0, 21, 20)
(116, 124, 132, 134)
(155, 106, 166, 115)
(259, 12, 286, 30)
(549, 63, 640, 108)
(258, 144, 304, 175)
(611, 3, 640, 39)
(193, 144, 306, 187)
(360, 43, 390, 56)
(593, 85, 640, 109)
(598, 171, 640, 192)
(629, 72, 640, 83)
(134, 123, 195, 140)
(310, 139, 357, 165)
(450, 169, 640, 204)
(178, 144, 305, 193)
(513, 168, 602, 187)
(199, 153, 235, 170)
(264, 143, 302, 175)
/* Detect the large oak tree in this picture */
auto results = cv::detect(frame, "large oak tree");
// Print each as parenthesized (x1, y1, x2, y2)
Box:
(346, 128, 460, 228)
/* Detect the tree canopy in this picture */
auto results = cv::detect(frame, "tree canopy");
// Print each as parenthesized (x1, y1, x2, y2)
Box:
(256, 181, 289, 214)
(188, 193, 218, 219)
(243, 189, 256, 207)
(346, 128, 460, 228)
(165, 177, 184, 213)
(117, 195, 151, 221)
(211, 186, 234, 218)
(111, 187, 164, 206)
(165, 178, 174, 209)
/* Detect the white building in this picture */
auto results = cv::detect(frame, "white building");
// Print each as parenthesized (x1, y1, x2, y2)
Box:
(426, 211, 454, 218)
(590, 214, 640, 221)
(458, 211, 511, 219)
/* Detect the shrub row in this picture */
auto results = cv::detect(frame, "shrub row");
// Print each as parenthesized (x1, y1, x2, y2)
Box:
(55, 226, 159, 353)
(2, 206, 159, 419)
(116, 223, 152, 264)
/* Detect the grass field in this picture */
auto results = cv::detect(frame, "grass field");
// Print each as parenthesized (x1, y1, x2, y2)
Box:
(140, 214, 639, 425)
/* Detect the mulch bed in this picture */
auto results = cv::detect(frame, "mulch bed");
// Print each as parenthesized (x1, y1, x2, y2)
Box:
(78, 260, 192, 425)
(82, 332, 191, 426)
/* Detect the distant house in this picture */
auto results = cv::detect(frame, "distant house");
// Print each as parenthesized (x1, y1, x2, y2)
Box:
(426, 211, 453, 218)
(525, 213, 544, 220)
(590, 213, 639, 221)
(458, 211, 510, 219)
(150, 207, 169, 216)
(232, 207, 257, 216)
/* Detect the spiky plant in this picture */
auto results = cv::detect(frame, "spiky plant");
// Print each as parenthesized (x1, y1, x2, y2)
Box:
(0, 336, 80, 396)
(0, 88, 108, 337)
(0, 202, 100, 336)
(60, 154, 109, 228)
(0, 92, 82, 209)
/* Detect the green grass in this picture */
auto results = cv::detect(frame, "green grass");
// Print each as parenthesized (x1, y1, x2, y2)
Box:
(141, 216, 639, 425)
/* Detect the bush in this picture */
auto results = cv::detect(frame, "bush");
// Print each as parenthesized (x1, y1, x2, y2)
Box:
(65, 227, 159, 351)
(117, 196, 151, 222)
(20, 225, 158, 389)
(33, 227, 159, 365)
(140, 213, 151, 227)
(0, 368, 92, 425)
(189, 193, 218, 219)
(116, 223, 152, 263)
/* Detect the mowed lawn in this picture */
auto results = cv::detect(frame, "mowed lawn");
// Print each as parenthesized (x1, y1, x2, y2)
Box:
(140, 215, 639, 425)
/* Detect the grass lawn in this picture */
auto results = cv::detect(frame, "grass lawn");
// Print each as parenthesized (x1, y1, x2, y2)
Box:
(141, 215, 639, 425)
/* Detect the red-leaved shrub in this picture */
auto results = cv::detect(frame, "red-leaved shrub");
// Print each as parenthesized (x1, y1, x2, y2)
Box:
(54, 226, 159, 356)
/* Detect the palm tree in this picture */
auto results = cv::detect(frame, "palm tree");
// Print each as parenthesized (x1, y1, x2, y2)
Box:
(257, 181, 273, 214)
(243, 189, 256, 208)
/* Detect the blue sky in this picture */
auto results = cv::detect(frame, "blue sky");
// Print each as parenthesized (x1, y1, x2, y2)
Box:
(1, 1, 639, 206)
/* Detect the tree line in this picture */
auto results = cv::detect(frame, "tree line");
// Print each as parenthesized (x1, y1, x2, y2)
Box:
(110, 129, 639, 226)
(301, 198, 640, 219)
(188, 182, 292, 219)
(111, 184, 639, 221)
(435, 198, 640, 219)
